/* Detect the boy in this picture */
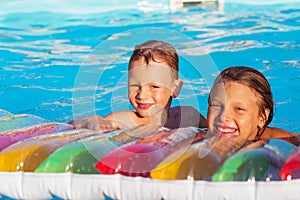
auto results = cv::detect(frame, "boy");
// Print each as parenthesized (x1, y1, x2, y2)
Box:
(69, 40, 207, 132)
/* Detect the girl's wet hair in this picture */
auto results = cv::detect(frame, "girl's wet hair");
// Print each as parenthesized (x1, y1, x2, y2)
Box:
(129, 40, 179, 78)
(209, 66, 274, 126)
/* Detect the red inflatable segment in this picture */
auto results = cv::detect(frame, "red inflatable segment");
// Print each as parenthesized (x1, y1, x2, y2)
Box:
(280, 148, 300, 180)
(95, 144, 164, 177)
(95, 127, 208, 178)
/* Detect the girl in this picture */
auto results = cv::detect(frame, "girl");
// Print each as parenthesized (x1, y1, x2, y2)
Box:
(207, 66, 299, 158)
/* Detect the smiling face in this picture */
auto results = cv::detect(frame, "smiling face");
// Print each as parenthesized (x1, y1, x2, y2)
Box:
(207, 81, 268, 141)
(128, 59, 182, 121)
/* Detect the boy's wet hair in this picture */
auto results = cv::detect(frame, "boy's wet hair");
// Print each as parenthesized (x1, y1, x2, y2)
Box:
(129, 40, 179, 78)
(209, 66, 274, 126)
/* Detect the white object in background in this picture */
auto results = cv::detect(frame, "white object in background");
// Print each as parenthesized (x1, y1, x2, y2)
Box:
(225, 0, 300, 4)
(169, 0, 224, 11)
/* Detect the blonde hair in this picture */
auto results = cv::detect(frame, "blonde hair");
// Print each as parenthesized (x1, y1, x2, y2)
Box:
(129, 40, 179, 78)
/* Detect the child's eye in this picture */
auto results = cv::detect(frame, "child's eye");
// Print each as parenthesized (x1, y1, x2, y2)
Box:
(209, 103, 222, 109)
(235, 106, 245, 111)
(209, 102, 221, 107)
(151, 85, 160, 89)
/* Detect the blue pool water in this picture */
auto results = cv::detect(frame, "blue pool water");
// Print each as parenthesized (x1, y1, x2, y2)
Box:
(0, 0, 300, 132)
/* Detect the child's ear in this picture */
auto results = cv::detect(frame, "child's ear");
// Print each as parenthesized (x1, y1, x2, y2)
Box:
(259, 108, 270, 128)
(172, 79, 183, 98)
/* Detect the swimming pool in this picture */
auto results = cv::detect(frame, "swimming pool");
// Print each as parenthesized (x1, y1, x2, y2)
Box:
(0, 0, 299, 133)
(1, 1, 300, 199)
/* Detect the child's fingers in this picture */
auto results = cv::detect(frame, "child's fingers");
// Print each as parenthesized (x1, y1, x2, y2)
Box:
(67, 119, 74, 124)
(86, 119, 119, 133)
(68, 117, 88, 128)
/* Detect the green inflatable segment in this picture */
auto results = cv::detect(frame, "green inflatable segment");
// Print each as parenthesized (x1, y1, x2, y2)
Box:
(34, 130, 124, 173)
(70, 149, 101, 174)
(35, 139, 120, 173)
(212, 148, 283, 182)
(70, 142, 120, 174)
(35, 126, 165, 174)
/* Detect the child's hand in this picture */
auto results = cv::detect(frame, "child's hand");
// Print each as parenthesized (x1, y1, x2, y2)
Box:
(68, 115, 119, 133)
(208, 135, 248, 161)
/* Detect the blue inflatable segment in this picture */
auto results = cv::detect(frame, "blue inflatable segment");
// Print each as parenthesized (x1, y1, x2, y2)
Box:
(0, 114, 48, 132)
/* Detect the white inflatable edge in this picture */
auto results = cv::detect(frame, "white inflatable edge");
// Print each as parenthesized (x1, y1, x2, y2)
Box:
(0, 172, 300, 200)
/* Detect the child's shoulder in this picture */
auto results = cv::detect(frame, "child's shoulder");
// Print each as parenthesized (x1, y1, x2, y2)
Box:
(105, 110, 135, 119)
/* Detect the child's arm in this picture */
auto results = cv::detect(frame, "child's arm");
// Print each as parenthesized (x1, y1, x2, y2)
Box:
(264, 127, 300, 146)
(104, 111, 136, 129)
(68, 115, 119, 133)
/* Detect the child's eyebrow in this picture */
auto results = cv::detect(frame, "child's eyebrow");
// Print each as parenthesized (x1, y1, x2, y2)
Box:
(149, 82, 164, 86)
(128, 83, 140, 86)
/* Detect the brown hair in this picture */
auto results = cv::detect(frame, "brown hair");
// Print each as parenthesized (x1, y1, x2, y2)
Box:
(129, 40, 179, 78)
(209, 66, 274, 126)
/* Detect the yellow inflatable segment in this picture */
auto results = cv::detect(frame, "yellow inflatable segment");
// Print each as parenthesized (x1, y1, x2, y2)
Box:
(151, 144, 221, 180)
(0, 129, 98, 172)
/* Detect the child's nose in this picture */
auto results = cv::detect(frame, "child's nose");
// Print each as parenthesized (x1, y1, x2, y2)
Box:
(218, 107, 232, 122)
(137, 86, 150, 99)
